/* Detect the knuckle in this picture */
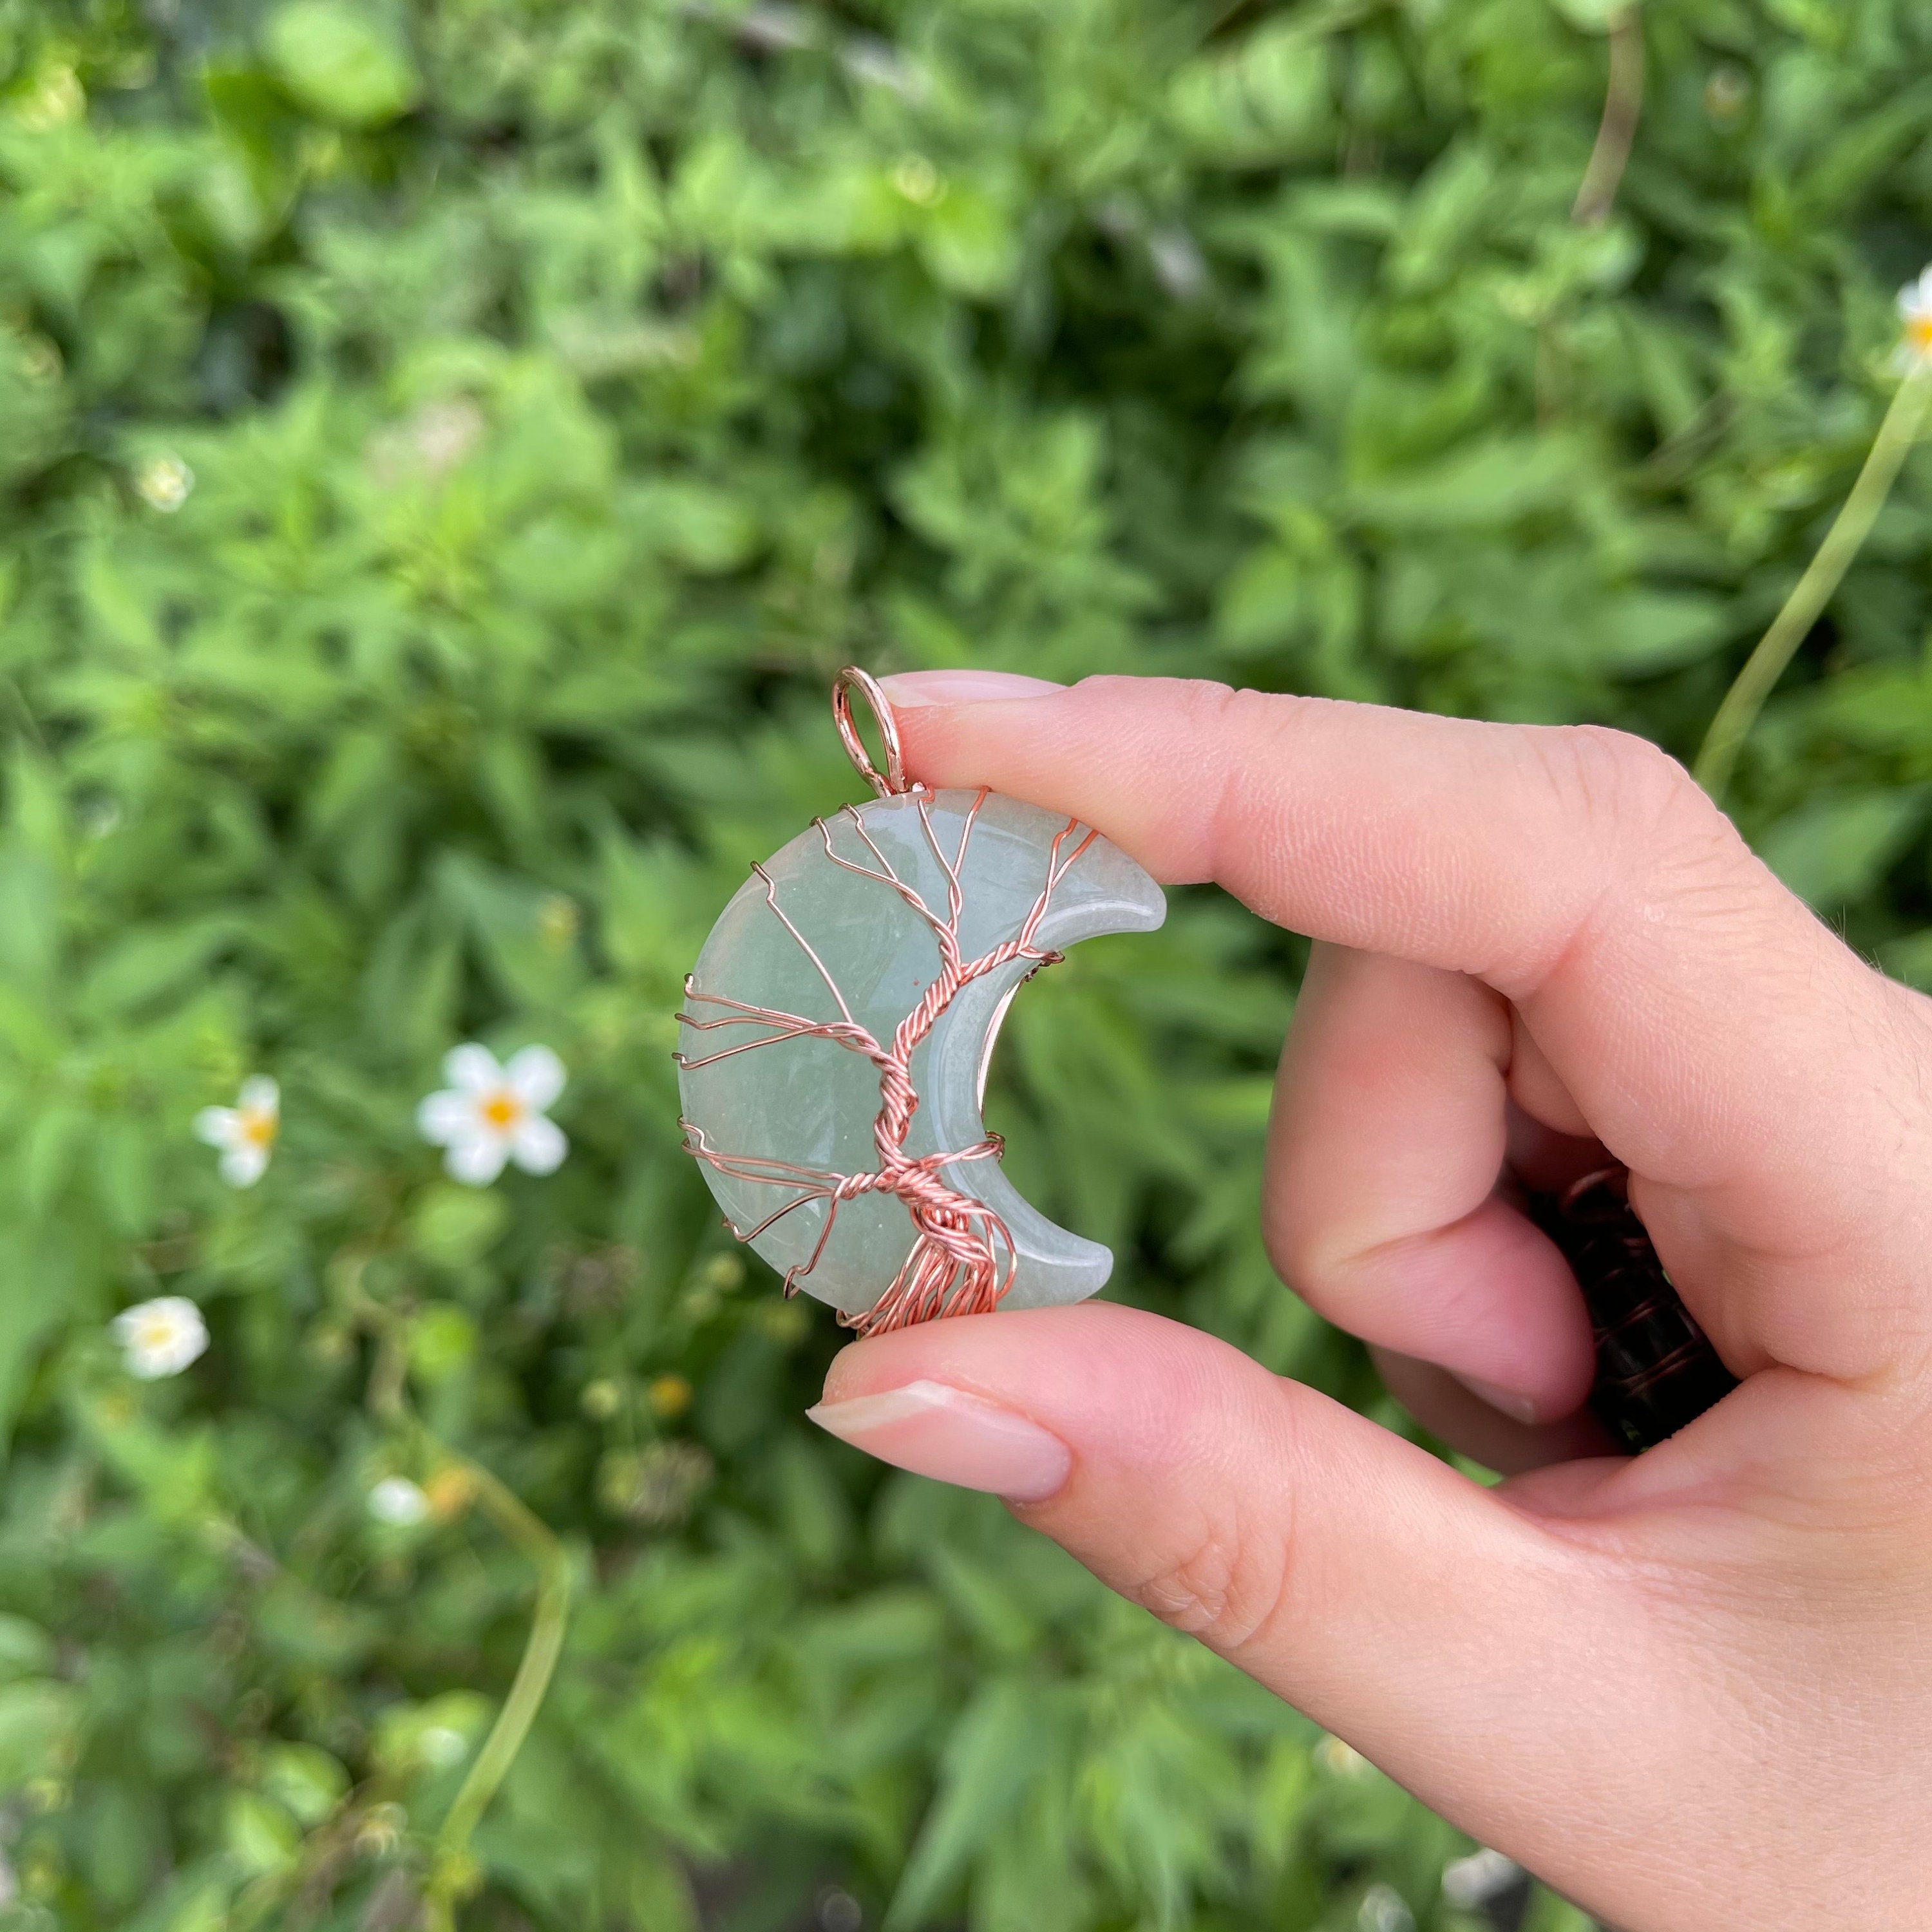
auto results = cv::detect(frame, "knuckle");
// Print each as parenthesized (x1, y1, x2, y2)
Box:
(1077, 676, 1245, 879)
(1522, 723, 1703, 844)
(1860, 969, 1932, 1168)
(1193, 681, 1258, 800)
(1214, 681, 1283, 731)
(1515, 723, 1752, 981)
(1208, 683, 1309, 869)
(1090, 672, 1240, 730)
(1125, 1498, 1299, 1660)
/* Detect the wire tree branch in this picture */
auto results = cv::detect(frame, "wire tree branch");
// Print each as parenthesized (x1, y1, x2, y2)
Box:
(677, 789, 1094, 1332)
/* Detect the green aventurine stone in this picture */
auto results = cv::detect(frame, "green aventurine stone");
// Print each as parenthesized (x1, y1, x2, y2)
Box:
(677, 789, 1166, 1316)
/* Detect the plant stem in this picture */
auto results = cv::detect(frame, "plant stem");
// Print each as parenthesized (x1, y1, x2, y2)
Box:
(1696, 365, 1932, 801)
(348, 1282, 574, 1928)
(423, 1462, 573, 1927)
(1573, 7, 1645, 226)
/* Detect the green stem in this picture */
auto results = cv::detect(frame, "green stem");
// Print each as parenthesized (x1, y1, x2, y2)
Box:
(423, 1462, 573, 1925)
(1696, 366, 1932, 802)
(347, 1282, 574, 1927)
(1572, 6, 1645, 227)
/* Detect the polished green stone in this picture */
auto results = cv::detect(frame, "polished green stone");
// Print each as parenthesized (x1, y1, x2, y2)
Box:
(678, 789, 1166, 1316)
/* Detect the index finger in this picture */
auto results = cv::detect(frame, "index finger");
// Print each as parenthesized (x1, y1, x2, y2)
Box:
(877, 671, 1932, 1383)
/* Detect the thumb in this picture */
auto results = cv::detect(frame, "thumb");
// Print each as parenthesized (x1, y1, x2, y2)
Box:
(811, 1303, 1685, 1901)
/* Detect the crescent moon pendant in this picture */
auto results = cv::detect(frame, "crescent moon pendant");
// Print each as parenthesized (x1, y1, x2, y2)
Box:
(676, 788, 1166, 1323)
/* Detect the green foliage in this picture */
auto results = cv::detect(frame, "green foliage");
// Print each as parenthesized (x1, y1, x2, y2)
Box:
(0, 0, 1928, 1925)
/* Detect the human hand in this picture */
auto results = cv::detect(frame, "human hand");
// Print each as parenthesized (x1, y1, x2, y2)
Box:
(806, 672, 1932, 1932)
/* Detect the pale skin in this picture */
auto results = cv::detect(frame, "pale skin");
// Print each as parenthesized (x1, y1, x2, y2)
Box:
(806, 670, 1932, 1932)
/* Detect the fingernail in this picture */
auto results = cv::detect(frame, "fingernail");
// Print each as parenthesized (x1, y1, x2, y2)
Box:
(806, 1379, 1072, 1501)
(877, 670, 1066, 708)
(1451, 1374, 1540, 1426)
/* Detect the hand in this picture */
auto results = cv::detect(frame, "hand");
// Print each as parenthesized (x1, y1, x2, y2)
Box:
(806, 671, 1932, 1932)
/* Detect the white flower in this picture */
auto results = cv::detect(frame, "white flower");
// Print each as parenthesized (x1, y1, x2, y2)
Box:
(135, 454, 193, 511)
(417, 1724, 468, 1767)
(1357, 1884, 1414, 1932)
(368, 1477, 430, 1526)
(416, 1045, 567, 1186)
(112, 1296, 209, 1380)
(194, 1077, 279, 1188)
(1441, 1848, 1522, 1908)
(1897, 267, 1932, 371)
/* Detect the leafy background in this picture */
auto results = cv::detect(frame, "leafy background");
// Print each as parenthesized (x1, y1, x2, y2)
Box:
(1, 0, 1928, 1927)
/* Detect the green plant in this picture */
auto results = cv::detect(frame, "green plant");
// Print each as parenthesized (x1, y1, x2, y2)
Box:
(2, 1, 1931, 1927)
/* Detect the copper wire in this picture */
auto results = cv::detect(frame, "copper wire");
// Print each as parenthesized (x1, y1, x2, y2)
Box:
(831, 665, 908, 799)
(675, 684, 1095, 1332)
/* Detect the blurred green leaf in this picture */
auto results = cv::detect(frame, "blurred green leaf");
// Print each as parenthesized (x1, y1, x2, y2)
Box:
(0, 1614, 55, 1680)
(223, 1788, 302, 1874)
(409, 1300, 480, 1378)
(890, 1678, 1052, 1927)
(0, 1678, 79, 1785)
(263, 3, 420, 126)
(1759, 787, 1931, 907)
(410, 1185, 508, 1269)
(261, 1741, 351, 1824)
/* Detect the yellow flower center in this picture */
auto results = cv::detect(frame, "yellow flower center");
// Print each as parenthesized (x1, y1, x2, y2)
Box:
(240, 1108, 277, 1149)
(138, 1319, 175, 1349)
(480, 1088, 523, 1131)
(1909, 315, 1932, 353)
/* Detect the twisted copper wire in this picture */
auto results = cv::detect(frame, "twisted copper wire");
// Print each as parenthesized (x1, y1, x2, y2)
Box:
(675, 788, 1094, 1333)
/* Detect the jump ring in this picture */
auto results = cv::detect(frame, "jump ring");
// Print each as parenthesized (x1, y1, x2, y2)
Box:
(832, 666, 910, 797)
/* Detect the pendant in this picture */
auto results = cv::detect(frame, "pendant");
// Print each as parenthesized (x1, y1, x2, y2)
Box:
(676, 668, 1166, 1334)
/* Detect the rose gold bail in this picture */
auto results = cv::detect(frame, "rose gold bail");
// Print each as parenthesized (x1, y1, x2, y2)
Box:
(833, 666, 912, 798)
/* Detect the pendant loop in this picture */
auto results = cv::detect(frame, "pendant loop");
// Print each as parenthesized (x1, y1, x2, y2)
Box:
(833, 666, 911, 797)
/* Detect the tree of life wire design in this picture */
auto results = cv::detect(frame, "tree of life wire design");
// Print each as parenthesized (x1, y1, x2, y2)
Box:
(676, 787, 1097, 1335)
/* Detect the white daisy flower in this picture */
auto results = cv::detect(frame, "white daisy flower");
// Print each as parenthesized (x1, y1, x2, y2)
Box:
(135, 453, 193, 512)
(416, 1044, 567, 1186)
(368, 1476, 430, 1526)
(112, 1296, 210, 1380)
(193, 1076, 279, 1188)
(1897, 266, 1932, 371)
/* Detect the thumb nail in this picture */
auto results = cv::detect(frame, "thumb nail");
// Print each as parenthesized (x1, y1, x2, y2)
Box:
(1450, 1373, 1540, 1426)
(877, 670, 1066, 708)
(807, 1379, 1072, 1501)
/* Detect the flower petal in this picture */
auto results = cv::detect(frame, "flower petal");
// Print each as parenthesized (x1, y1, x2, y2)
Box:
(504, 1044, 565, 1112)
(238, 1075, 279, 1119)
(220, 1142, 269, 1188)
(194, 1107, 239, 1149)
(416, 1090, 475, 1145)
(369, 1477, 430, 1526)
(113, 1297, 209, 1379)
(509, 1113, 567, 1176)
(444, 1131, 509, 1186)
(442, 1043, 502, 1095)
